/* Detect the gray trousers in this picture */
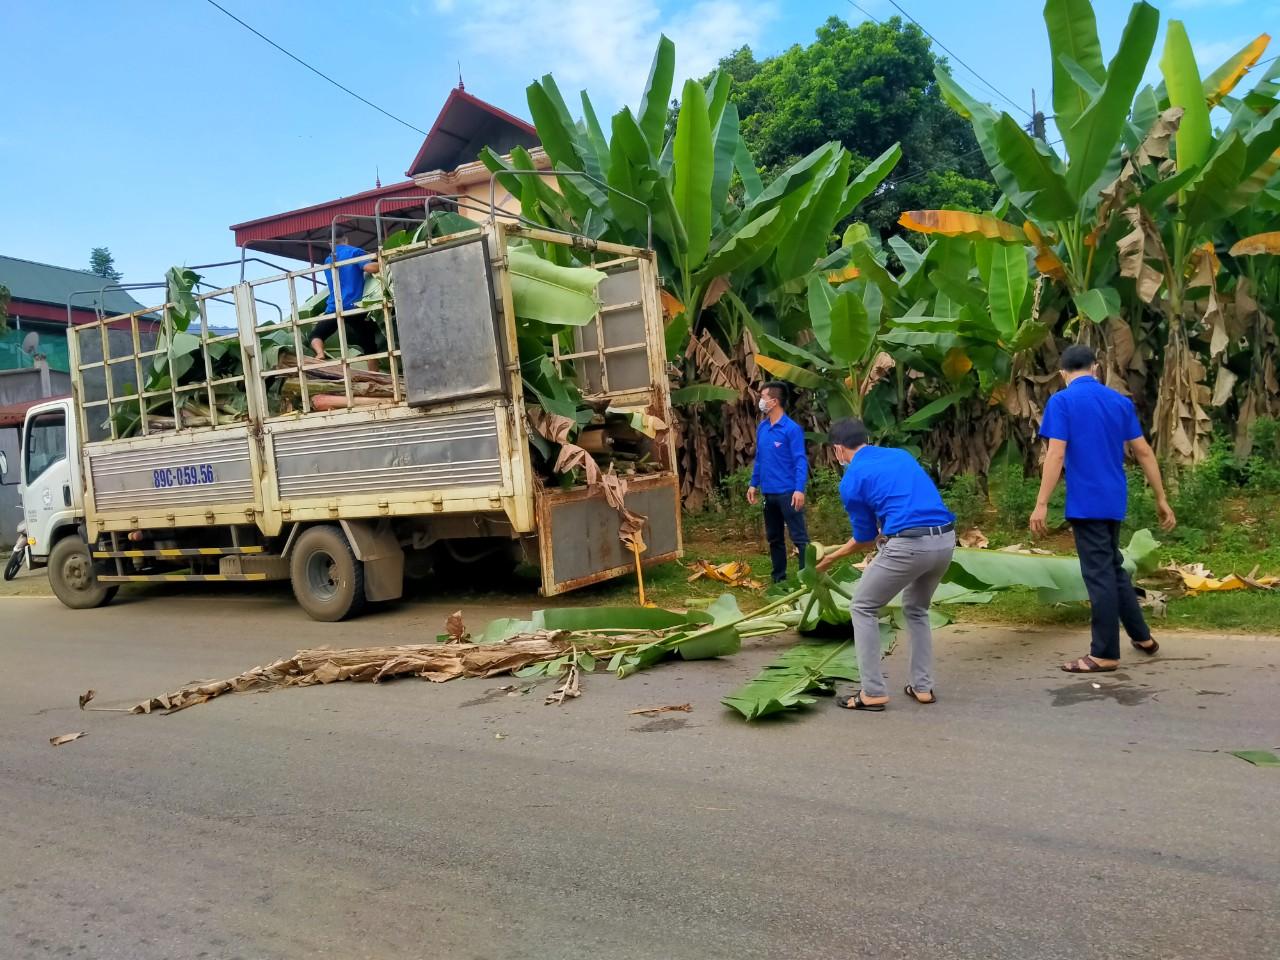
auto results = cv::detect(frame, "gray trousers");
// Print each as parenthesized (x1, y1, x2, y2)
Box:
(849, 531, 956, 697)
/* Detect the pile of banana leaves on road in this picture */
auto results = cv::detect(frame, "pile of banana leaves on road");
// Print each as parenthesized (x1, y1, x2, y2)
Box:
(126, 531, 1160, 723)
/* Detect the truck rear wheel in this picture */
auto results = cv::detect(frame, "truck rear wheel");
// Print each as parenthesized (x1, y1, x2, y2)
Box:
(290, 525, 366, 622)
(48, 536, 118, 610)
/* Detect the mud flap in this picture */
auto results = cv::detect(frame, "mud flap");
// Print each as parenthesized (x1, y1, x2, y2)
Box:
(339, 519, 404, 602)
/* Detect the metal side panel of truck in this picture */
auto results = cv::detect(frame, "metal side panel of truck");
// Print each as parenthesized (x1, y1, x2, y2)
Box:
(26, 220, 682, 618)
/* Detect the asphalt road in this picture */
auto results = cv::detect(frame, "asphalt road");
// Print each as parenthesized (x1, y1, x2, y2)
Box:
(2, 583, 1278, 960)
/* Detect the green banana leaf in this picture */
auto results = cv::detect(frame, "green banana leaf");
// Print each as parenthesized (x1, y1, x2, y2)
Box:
(694, 206, 786, 283)
(1072, 286, 1120, 324)
(710, 102, 740, 218)
(1044, 0, 1107, 156)
(901, 390, 969, 431)
(947, 530, 1160, 603)
(841, 144, 903, 217)
(507, 247, 604, 326)
(670, 383, 740, 405)
(1162, 19, 1213, 175)
(807, 274, 872, 364)
(534, 606, 688, 632)
(1065, 1, 1159, 202)
(721, 641, 858, 720)
(993, 116, 1076, 220)
(637, 35, 675, 155)
(722, 626, 896, 721)
(673, 78, 714, 269)
(527, 77, 586, 174)
(987, 241, 1030, 340)
(774, 149, 853, 282)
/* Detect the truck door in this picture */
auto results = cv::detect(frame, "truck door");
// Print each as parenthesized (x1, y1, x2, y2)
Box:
(531, 250, 683, 595)
(21, 404, 75, 558)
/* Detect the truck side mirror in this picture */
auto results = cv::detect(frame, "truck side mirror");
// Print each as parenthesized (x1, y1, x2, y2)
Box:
(0, 450, 7, 478)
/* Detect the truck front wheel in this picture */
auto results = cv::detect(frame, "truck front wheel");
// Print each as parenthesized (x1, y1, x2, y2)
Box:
(48, 536, 118, 610)
(290, 525, 366, 622)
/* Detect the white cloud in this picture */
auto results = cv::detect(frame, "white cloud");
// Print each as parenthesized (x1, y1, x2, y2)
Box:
(442, 0, 779, 110)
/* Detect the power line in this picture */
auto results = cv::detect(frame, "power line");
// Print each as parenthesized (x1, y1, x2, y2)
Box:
(201, 0, 429, 136)
(845, 0, 882, 23)
(880, 0, 1033, 118)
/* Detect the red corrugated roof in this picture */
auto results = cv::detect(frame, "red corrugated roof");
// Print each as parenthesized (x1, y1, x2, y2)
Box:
(229, 180, 437, 246)
(405, 87, 539, 177)
(0, 396, 68, 428)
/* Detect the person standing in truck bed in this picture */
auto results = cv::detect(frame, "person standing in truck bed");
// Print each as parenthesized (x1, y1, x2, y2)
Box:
(310, 232, 381, 370)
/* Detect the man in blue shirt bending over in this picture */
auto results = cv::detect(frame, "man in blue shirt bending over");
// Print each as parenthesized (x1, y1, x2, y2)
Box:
(814, 417, 957, 711)
(747, 382, 810, 582)
(816, 418, 956, 710)
(1033, 344, 1176, 674)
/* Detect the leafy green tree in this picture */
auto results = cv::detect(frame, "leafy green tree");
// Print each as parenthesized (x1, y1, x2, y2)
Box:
(714, 16, 996, 235)
(88, 247, 123, 282)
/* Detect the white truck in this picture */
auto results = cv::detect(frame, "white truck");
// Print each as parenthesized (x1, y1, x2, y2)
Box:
(14, 217, 682, 620)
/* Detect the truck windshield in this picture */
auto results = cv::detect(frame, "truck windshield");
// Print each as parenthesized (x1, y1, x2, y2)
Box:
(24, 412, 66, 484)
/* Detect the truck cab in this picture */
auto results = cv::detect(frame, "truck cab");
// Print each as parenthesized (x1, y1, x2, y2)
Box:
(19, 397, 83, 561)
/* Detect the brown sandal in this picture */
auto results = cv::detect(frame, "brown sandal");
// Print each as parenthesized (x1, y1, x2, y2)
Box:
(1132, 638, 1160, 655)
(904, 685, 936, 704)
(1061, 656, 1118, 673)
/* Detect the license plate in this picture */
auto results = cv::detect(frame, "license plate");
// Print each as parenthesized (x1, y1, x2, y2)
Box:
(152, 464, 217, 488)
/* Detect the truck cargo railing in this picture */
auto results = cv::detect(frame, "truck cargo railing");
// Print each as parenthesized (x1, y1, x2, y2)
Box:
(67, 248, 417, 441)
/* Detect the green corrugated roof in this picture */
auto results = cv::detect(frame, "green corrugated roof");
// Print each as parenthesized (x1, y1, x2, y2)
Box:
(0, 254, 150, 317)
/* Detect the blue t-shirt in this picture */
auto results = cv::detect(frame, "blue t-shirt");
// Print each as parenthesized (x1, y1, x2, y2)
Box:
(839, 446, 954, 542)
(324, 243, 368, 313)
(1039, 375, 1144, 521)
(749, 414, 808, 494)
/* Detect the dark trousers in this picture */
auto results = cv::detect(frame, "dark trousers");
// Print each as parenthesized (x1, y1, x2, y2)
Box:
(1071, 519, 1151, 660)
(763, 492, 810, 583)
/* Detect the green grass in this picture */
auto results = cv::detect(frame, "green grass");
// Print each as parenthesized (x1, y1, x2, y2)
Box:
(950, 586, 1280, 634)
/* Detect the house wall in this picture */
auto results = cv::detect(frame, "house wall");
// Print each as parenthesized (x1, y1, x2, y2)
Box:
(0, 425, 19, 548)
(415, 154, 549, 226)
(0, 366, 70, 406)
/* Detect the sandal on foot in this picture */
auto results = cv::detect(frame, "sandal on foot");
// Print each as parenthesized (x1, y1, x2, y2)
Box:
(904, 685, 936, 704)
(836, 691, 886, 711)
(1061, 656, 1118, 673)
(1132, 638, 1160, 655)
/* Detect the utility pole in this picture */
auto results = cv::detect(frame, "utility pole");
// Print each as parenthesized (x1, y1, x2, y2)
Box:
(1030, 89, 1047, 140)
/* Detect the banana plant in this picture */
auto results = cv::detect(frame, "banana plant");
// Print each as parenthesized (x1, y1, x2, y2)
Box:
(752, 222, 1049, 454)
(480, 35, 902, 359)
(905, 0, 1161, 329)
(1101, 28, 1280, 462)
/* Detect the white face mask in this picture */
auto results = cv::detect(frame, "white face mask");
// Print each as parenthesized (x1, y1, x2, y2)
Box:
(758, 397, 773, 414)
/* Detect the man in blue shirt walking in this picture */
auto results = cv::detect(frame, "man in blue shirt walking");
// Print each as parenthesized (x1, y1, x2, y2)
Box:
(816, 418, 956, 710)
(747, 382, 810, 582)
(1033, 344, 1176, 673)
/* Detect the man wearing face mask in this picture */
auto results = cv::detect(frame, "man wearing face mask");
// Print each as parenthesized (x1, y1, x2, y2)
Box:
(815, 418, 956, 711)
(747, 381, 810, 583)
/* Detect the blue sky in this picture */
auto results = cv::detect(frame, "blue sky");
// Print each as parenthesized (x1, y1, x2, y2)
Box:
(1, 0, 1272, 297)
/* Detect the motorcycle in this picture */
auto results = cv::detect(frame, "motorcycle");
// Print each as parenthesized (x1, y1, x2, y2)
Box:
(5, 520, 28, 582)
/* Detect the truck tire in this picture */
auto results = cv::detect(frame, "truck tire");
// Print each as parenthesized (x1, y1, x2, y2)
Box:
(290, 525, 366, 622)
(48, 536, 118, 610)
